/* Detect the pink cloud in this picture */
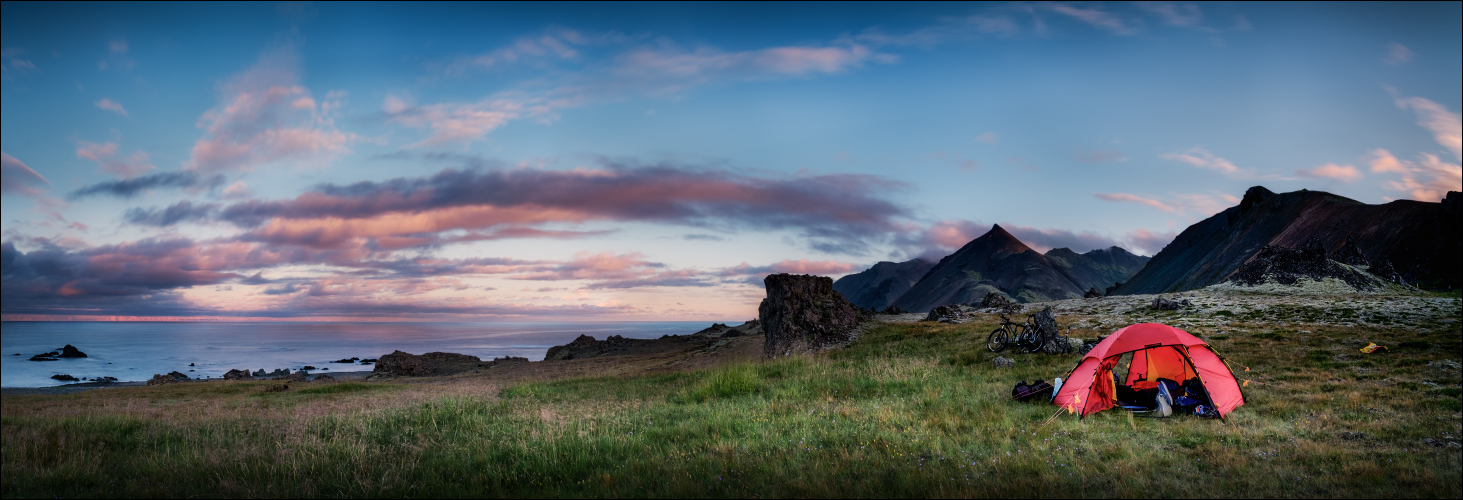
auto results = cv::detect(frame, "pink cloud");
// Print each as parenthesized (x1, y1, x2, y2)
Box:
(383, 95, 527, 147)
(1392, 94, 1462, 161)
(1367, 149, 1461, 202)
(75, 141, 156, 178)
(1, 152, 50, 196)
(186, 49, 353, 172)
(1093, 192, 1176, 212)
(94, 98, 128, 116)
(1384, 43, 1413, 66)
(1124, 228, 1177, 256)
(1296, 163, 1362, 182)
(1160, 147, 1250, 178)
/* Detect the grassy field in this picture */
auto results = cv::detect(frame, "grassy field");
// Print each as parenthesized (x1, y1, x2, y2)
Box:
(3, 298, 1460, 498)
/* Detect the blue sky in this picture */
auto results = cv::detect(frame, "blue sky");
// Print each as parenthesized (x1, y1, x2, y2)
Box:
(2, 1, 1459, 321)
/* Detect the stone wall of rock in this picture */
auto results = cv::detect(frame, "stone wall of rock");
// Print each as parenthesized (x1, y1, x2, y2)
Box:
(373, 350, 485, 377)
(758, 273, 869, 358)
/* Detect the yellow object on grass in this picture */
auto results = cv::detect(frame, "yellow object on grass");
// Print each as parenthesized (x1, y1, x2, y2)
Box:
(1360, 342, 1388, 354)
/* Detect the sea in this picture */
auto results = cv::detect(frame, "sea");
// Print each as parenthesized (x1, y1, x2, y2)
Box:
(0, 321, 712, 388)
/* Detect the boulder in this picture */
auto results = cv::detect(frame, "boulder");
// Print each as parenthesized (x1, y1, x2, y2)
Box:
(312, 374, 336, 382)
(925, 304, 976, 323)
(146, 371, 188, 385)
(57, 345, 87, 358)
(1083, 287, 1102, 299)
(994, 356, 1015, 368)
(27, 355, 58, 362)
(373, 350, 485, 377)
(223, 369, 254, 381)
(252, 369, 266, 377)
(50, 374, 79, 382)
(976, 293, 1019, 313)
(167, 371, 191, 381)
(284, 370, 308, 382)
(758, 273, 870, 358)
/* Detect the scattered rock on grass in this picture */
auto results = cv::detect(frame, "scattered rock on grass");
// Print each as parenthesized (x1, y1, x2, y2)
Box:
(994, 356, 1015, 368)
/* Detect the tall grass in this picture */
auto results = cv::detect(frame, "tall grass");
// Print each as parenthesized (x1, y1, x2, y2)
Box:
(3, 308, 1460, 498)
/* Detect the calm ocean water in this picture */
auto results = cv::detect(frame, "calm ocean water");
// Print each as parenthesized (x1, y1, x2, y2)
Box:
(0, 321, 711, 388)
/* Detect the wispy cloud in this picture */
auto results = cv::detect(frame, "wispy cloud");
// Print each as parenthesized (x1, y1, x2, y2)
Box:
(1136, 2, 1215, 32)
(94, 98, 128, 116)
(1391, 93, 1461, 161)
(186, 47, 354, 172)
(1, 152, 51, 197)
(1160, 147, 1258, 179)
(69, 171, 225, 200)
(1077, 149, 1128, 163)
(1384, 42, 1413, 66)
(1296, 163, 1362, 182)
(124, 159, 911, 255)
(75, 141, 155, 178)
(1367, 149, 1460, 202)
(1093, 192, 1176, 212)
(1043, 3, 1138, 35)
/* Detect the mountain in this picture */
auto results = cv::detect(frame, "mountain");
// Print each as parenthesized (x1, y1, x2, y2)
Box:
(831, 258, 934, 310)
(1045, 246, 1151, 294)
(884, 225, 1147, 312)
(1113, 186, 1462, 294)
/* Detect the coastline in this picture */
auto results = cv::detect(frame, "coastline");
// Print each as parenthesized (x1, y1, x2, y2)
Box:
(0, 370, 377, 395)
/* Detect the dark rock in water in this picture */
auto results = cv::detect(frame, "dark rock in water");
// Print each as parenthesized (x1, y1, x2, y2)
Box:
(1084, 287, 1102, 298)
(58, 345, 87, 358)
(51, 374, 79, 382)
(188, 363, 195, 366)
(359, 358, 378, 363)
(223, 369, 254, 381)
(373, 350, 484, 377)
(97, 376, 118, 383)
(759, 273, 869, 358)
(28, 355, 58, 362)
(146, 372, 188, 386)
(302, 365, 317, 370)
(331, 357, 359, 363)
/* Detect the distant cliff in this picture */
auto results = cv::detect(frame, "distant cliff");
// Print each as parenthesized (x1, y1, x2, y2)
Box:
(1114, 187, 1461, 294)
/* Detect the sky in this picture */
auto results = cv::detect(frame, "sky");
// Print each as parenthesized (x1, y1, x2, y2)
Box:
(2, 2, 1460, 322)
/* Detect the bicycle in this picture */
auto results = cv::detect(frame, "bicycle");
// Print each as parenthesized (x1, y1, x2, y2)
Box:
(987, 314, 1038, 352)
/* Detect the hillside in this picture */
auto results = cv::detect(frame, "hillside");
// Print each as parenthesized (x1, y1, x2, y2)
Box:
(1114, 187, 1462, 295)
(831, 258, 934, 310)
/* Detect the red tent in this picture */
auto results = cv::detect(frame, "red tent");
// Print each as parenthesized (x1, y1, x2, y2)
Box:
(1052, 323, 1245, 418)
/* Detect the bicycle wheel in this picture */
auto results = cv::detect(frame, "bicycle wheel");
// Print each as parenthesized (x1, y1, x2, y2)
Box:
(987, 326, 1009, 352)
(1023, 330, 1045, 353)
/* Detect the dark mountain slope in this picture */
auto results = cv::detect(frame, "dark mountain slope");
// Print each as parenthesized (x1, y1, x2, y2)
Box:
(890, 225, 1088, 312)
(1045, 247, 1150, 294)
(831, 258, 934, 310)
(1114, 187, 1461, 294)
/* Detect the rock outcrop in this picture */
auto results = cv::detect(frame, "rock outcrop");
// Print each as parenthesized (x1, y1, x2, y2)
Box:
(759, 273, 869, 358)
(223, 369, 254, 381)
(146, 371, 190, 386)
(50, 374, 79, 382)
(57, 345, 87, 358)
(373, 350, 485, 377)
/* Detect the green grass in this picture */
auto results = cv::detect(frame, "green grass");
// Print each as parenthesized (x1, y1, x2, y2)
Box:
(3, 313, 1461, 498)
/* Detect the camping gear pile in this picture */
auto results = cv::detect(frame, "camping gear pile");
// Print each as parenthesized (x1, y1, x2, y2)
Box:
(1360, 342, 1388, 354)
(1052, 323, 1245, 419)
(1011, 379, 1055, 402)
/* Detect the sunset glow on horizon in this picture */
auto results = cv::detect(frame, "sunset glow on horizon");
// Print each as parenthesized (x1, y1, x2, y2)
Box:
(3, 2, 1459, 322)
